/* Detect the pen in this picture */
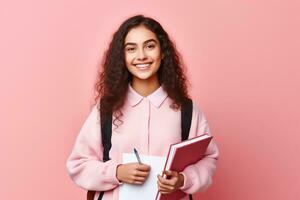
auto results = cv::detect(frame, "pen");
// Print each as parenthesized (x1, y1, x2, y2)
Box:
(133, 148, 142, 164)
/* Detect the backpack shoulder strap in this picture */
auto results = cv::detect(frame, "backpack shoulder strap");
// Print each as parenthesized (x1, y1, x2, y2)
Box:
(100, 99, 113, 162)
(181, 98, 193, 141)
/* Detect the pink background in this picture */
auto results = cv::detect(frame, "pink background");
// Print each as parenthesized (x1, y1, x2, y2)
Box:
(1, 0, 299, 199)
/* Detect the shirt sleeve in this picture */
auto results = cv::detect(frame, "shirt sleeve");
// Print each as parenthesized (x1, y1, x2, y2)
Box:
(66, 104, 122, 191)
(179, 102, 220, 194)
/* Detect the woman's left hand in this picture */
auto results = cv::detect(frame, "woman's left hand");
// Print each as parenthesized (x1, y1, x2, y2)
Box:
(157, 170, 184, 194)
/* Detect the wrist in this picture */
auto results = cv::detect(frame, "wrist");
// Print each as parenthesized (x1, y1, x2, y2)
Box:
(178, 173, 185, 188)
(116, 164, 123, 183)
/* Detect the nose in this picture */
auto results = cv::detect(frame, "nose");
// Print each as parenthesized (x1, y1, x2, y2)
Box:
(137, 48, 147, 61)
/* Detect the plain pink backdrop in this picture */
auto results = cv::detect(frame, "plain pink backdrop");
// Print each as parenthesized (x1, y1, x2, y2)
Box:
(1, 0, 299, 199)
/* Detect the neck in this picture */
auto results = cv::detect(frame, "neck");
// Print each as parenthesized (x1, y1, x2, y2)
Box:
(131, 76, 160, 97)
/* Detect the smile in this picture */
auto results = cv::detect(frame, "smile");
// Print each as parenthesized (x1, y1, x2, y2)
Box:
(134, 62, 152, 69)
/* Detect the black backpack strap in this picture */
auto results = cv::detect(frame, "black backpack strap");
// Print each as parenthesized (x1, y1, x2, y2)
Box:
(100, 103, 113, 162)
(181, 98, 193, 200)
(97, 191, 105, 200)
(181, 98, 193, 141)
(98, 100, 113, 200)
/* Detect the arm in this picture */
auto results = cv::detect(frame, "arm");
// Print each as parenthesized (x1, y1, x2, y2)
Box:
(66, 104, 121, 191)
(179, 103, 220, 194)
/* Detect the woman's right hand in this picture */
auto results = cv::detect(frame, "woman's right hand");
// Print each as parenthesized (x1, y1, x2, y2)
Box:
(116, 163, 151, 185)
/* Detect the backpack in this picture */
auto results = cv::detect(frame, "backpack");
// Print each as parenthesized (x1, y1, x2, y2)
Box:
(87, 98, 194, 200)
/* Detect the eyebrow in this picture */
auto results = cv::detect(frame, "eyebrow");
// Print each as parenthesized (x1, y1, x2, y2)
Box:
(124, 39, 158, 47)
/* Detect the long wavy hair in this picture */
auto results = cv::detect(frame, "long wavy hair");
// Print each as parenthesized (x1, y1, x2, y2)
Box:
(94, 15, 190, 124)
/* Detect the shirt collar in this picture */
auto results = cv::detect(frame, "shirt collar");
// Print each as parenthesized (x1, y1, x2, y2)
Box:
(127, 84, 168, 108)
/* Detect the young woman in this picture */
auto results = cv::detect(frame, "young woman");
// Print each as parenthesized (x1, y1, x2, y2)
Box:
(66, 15, 219, 200)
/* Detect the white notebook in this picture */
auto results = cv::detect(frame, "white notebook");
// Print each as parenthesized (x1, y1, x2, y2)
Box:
(119, 153, 166, 200)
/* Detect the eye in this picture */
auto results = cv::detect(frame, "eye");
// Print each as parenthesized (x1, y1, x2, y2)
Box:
(146, 44, 155, 49)
(126, 47, 136, 52)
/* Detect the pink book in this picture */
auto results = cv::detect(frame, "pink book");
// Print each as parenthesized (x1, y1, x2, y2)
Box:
(156, 134, 213, 200)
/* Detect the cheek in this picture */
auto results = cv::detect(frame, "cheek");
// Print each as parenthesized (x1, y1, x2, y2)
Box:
(152, 53, 162, 65)
(154, 60, 162, 71)
(124, 55, 135, 72)
(151, 49, 162, 61)
(125, 54, 133, 65)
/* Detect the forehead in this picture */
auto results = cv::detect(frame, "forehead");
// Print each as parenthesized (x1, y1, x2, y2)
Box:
(125, 25, 159, 44)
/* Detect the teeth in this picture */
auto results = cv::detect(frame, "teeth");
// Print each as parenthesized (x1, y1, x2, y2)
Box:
(135, 63, 151, 68)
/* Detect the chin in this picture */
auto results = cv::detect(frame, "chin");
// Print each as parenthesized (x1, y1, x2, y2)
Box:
(135, 75, 153, 80)
(132, 71, 157, 81)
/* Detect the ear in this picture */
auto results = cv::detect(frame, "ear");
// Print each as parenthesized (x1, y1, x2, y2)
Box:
(161, 54, 164, 59)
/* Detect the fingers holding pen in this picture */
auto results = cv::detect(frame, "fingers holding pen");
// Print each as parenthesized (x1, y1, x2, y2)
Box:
(116, 163, 151, 185)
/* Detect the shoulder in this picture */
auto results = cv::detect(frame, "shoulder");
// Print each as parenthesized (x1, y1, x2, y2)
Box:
(91, 101, 100, 114)
(84, 102, 100, 124)
(190, 100, 202, 114)
(191, 100, 207, 122)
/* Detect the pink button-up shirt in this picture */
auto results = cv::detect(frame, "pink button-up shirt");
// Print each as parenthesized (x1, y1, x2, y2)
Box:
(66, 85, 219, 200)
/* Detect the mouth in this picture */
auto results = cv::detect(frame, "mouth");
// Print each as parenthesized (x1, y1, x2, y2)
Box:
(133, 62, 153, 69)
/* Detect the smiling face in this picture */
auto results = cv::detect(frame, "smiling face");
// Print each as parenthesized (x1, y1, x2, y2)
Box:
(124, 25, 163, 86)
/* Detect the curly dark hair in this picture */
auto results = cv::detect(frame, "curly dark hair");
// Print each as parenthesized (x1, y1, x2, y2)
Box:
(94, 15, 190, 124)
